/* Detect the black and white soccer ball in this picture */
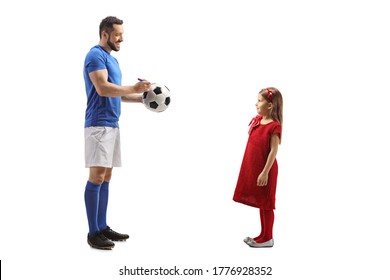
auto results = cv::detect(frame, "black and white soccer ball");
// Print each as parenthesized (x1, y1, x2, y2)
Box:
(142, 83, 171, 113)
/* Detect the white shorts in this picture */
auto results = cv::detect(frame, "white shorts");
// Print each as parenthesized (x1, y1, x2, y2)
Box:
(84, 126, 122, 168)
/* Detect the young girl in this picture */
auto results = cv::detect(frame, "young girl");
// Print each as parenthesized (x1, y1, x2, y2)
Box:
(233, 87, 283, 248)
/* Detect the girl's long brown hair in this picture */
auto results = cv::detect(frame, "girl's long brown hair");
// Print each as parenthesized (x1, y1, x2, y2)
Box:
(260, 87, 283, 143)
(260, 87, 283, 127)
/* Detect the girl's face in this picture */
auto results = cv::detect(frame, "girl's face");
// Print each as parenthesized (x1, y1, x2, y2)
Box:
(256, 93, 272, 115)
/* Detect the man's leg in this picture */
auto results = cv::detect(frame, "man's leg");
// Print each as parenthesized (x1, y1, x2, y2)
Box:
(97, 167, 130, 241)
(85, 167, 115, 249)
(97, 168, 112, 230)
(85, 167, 106, 234)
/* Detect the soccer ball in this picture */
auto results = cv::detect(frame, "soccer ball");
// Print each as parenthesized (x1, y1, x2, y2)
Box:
(142, 83, 171, 112)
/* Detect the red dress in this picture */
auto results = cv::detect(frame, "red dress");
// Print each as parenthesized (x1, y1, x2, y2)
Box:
(233, 115, 282, 210)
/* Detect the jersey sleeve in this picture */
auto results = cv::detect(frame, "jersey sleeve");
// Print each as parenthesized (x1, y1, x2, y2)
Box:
(85, 48, 107, 74)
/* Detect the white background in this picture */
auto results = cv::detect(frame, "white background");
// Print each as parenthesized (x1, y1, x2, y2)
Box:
(1, 0, 389, 279)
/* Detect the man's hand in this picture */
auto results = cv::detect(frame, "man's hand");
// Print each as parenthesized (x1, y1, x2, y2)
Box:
(134, 80, 151, 93)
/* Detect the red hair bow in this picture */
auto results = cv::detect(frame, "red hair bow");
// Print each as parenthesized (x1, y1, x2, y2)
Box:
(266, 88, 273, 101)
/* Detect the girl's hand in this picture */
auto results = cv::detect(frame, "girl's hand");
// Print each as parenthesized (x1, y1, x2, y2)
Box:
(257, 172, 268, 186)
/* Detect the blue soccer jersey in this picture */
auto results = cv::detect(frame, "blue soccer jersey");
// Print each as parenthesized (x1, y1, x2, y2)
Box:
(84, 45, 122, 128)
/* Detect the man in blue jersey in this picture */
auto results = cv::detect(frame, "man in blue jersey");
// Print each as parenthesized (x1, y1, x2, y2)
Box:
(83, 16, 150, 250)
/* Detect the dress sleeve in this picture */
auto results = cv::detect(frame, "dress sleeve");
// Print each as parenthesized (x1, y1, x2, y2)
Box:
(271, 122, 282, 140)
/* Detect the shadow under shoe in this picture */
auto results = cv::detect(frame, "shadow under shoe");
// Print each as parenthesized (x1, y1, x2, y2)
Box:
(101, 226, 129, 241)
(87, 231, 115, 250)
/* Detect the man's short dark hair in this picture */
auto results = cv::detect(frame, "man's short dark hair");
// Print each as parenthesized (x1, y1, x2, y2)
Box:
(99, 16, 123, 38)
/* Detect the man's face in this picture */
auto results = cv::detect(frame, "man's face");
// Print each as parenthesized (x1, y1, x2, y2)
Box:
(106, 24, 124, 52)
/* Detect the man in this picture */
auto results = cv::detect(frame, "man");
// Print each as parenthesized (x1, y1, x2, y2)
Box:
(83, 16, 150, 250)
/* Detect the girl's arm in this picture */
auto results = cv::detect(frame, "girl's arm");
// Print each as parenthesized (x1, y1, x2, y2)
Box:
(257, 133, 280, 186)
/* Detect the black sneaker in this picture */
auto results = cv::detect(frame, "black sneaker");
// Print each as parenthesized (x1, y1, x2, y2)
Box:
(87, 231, 115, 250)
(101, 226, 129, 241)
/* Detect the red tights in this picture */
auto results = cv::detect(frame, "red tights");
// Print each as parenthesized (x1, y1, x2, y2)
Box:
(254, 209, 274, 243)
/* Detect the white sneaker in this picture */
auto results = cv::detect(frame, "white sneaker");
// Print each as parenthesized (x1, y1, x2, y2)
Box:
(248, 239, 274, 248)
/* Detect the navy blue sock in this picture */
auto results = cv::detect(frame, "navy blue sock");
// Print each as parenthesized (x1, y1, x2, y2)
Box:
(84, 181, 101, 235)
(98, 181, 109, 230)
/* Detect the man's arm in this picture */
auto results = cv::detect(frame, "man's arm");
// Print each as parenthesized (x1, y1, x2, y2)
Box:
(121, 94, 143, 103)
(89, 69, 150, 97)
